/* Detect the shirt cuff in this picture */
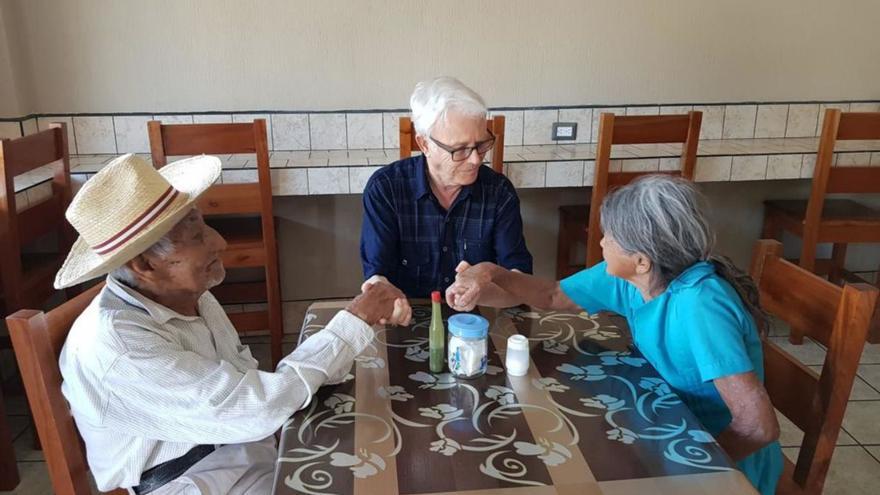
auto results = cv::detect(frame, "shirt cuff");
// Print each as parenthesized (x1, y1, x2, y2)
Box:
(323, 310, 374, 355)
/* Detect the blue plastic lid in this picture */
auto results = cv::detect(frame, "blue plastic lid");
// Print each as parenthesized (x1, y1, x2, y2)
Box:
(448, 314, 489, 339)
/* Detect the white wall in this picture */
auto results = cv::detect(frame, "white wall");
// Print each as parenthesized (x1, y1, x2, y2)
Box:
(2, 0, 879, 116)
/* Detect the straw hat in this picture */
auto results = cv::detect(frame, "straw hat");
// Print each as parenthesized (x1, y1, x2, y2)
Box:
(54, 153, 221, 289)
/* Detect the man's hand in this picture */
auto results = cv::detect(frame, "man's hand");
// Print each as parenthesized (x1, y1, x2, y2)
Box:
(350, 277, 412, 326)
(446, 261, 498, 311)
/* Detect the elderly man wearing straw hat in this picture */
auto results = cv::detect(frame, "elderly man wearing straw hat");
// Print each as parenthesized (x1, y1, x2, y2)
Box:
(55, 154, 410, 494)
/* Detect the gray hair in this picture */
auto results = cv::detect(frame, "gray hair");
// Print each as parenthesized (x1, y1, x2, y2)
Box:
(110, 233, 176, 288)
(409, 77, 488, 137)
(600, 174, 768, 335)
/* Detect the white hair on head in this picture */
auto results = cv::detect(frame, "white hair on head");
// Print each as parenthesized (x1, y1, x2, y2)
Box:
(409, 76, 488, 137)
(110, 230, 177, 288)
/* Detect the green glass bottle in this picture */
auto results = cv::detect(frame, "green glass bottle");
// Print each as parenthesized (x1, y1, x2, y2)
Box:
(429, 291, 445, 373)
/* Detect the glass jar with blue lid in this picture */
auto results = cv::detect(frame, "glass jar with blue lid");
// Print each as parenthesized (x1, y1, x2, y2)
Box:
(447, 313, 490, 379)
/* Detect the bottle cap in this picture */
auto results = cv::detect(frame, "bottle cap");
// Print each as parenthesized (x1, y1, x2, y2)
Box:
(448, 314, 489, 338)
(431, 291, 441, 303)
(507, 334, 529, 350)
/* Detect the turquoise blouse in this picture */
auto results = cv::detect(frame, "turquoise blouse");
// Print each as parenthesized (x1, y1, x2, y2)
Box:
(561, 261, 782, 494)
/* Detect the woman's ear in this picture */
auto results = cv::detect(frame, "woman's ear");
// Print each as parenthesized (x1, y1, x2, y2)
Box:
(634, 253, 652, 275)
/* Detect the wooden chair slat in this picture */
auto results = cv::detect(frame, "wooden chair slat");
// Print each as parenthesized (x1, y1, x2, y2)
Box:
(762, 340, 819, 430)
(835, 112, 880, 140)
(0, 128, 64, 177)
(152, 123, 258, 156)
(605, 114, 692, 144)
(757, 255, 839, 347)
(826, 167, 880, 194)
(198, 184, 263, 215)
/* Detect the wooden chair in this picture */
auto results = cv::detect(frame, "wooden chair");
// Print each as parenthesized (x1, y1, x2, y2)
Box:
(0, 123, 76, 315)
(555, 111, 702, 277)
(399, 115, 505, 174)
(148, 119, 283, 366)
(5, 282, 126, 494)
(750, 239, 877, 495)
(762, 109, 880, 344)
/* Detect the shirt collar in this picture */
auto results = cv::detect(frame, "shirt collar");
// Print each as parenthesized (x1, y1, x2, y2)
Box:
(667, 261, 716, 292)
(414, 155, 480, 204)
(106, 276, 206, 324)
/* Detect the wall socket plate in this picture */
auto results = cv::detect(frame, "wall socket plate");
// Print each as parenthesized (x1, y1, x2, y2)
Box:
(552, 122, 577, 141)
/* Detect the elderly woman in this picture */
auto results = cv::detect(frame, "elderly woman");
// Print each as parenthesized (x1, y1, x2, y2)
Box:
(447, 175, 782, 495)
(360, 76, 532, 301)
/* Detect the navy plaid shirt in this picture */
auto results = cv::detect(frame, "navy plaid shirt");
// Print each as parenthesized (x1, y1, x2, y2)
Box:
(360, 155, 533, 298)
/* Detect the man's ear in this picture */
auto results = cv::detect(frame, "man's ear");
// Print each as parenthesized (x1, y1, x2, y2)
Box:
(127, 255, 158, 283)
(414, 134, 429, 155)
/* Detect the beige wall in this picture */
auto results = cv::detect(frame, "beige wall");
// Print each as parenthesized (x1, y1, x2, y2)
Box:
(2, 0, 879, 116)
(0, 2, 23, 116)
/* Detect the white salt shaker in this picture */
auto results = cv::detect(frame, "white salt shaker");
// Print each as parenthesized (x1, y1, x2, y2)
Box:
(505, 334, 530, 376)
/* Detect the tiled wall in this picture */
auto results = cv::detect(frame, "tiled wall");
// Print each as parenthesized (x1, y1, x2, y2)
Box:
(2, 101, 878, 155)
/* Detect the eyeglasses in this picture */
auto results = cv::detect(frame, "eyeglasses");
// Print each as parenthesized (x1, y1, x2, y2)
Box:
(429, 131, 496, 162)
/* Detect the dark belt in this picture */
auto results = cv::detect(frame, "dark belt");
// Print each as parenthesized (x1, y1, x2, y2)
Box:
(133, 445, 216, 495)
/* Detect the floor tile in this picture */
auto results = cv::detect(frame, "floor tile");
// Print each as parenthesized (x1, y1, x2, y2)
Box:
(0, 461, 52, 494)
(809, 366, 880, 400)
(776, 410, 857, 447)
(817, 446, 880, 495)
(842, 401, 880, 444)
(859, 344, 880, 365)
(857, 364, 880, 392)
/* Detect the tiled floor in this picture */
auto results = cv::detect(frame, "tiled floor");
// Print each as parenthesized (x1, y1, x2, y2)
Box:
(2, 305, 880, 493)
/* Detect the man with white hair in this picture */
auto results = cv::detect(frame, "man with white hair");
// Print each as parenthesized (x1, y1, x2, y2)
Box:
(56, 154, 410, 494)
(360, 76, 533, 302)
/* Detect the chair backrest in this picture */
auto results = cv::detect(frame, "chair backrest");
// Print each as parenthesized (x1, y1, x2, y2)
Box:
(799, 109, 880, 270)
(0, 124, 75, 309)
(5, 283, 127, 495)
(750, 239, 877, 494)
(147, 120, 272, 217)
(399, 115, 506, 174)
(585, 111, 702, 267)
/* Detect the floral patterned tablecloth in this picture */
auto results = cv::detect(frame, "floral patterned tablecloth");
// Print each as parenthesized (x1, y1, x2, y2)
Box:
(272, 302, 756, 495)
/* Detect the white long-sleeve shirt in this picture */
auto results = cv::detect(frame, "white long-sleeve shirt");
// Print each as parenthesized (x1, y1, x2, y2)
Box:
(59, 276, 373, 492)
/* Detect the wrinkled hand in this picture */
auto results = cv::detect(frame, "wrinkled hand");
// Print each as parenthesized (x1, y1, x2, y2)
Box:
(350, 277, 412, 326)
(446, 261, 497, 311)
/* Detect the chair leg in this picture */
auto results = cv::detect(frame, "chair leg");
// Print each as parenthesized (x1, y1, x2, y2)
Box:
(556, 213, 571, 280)
(828, 243, 848, 285)
(0, 389, 20, 490)
(761, 212, 782, 240)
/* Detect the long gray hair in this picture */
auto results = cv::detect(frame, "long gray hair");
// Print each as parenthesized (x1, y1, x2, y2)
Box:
(600, 175, 768, 335)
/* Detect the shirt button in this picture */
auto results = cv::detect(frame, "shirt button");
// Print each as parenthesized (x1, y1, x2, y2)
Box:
(444, 277, 450, 283)
(402, 259, 408, 266)
(442, 246, 448, 253)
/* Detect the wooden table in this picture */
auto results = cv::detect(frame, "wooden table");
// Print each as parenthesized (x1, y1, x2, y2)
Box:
(272, 302, 757, 495)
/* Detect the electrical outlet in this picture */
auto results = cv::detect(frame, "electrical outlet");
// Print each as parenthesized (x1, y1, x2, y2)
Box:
(552, 122, 577, 141)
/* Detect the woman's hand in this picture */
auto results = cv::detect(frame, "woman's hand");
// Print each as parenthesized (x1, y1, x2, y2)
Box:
(446, 261, 499, 311)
